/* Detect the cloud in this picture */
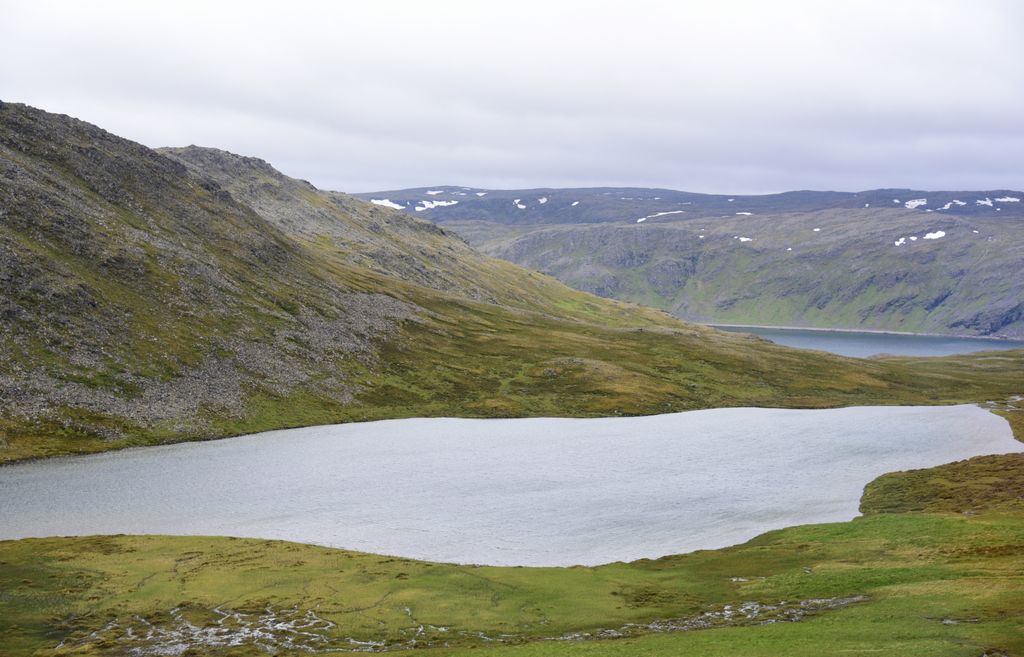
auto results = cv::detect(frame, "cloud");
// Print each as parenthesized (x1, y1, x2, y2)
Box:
(2, 0, 1022, 193)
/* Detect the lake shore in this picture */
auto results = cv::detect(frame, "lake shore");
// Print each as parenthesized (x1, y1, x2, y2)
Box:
(707, 323, 1024, 342)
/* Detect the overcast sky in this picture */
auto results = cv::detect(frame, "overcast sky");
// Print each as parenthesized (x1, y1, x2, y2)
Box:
(2, 1, 1022, 193)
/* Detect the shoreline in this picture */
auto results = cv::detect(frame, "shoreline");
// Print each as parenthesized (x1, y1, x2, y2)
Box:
(706, 323, 1024, 342)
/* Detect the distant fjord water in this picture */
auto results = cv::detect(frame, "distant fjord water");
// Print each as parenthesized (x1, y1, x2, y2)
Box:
(714, 326, 1024, 358)
(0, 405, 1017, 567)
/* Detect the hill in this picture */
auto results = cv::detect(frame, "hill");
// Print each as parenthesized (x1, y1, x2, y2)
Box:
(355, 187, 1024, 336)
(1, 101, 1022, 463)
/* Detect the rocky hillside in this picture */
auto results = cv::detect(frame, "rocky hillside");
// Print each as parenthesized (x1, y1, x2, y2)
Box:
(2, 101, 1022, 463)
(356, 187, 1024, 337)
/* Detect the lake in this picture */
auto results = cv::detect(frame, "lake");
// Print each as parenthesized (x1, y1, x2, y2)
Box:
(0, 405, 1018, 567)
(715, 326, 1024, 358)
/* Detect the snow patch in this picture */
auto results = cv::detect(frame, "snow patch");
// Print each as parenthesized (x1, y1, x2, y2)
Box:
(637, 210, 687, 221)
(728, 198, 735, 202)
(415, 200, 459, 211)
(370, 199, 405, 210)
(426, 190, 445, 195)
(571, 201, 580, 206)
(513, 199, 527, 209)
(894, 237, 906, 246)
(923, 231, 946, 240)
(976, 198, 993, 207)
(475, 192, 487, 196)
(813, 227, 821, 232)
(995, 196, 1020, 202)
(786, 247, 792, 251)
(636, 217, 647, 223)
(738, 237, 753, 242)
(538, 197, 548, 204)
(909, 236, 918, 241)
(893, 199, 900, 204)
(735, 212, 752, 216)
(904, 198, 927, 209)
(864, 203, 870, 208)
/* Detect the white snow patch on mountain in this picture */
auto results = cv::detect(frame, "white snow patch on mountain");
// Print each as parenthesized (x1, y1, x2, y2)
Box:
(996, 196, 1021, 202)
(475, 192, 487, 196)
(976, 198, 994, 207)
(571, 201, 580, 206)
(923, 231, 946, 240)
(426, 190, 445, 195)
(736, 212, 752, 216)
(904, 199, 927, 209)
(415, 200, 459, 211)
(538, 197, 548, 204)
(636, 210, 687, 221)
(894, 237, 906, 246)
(370, 199, 405, 210)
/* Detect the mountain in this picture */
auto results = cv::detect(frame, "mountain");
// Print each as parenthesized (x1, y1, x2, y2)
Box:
(354, 185, 1024, 224)
(2, 101, 1022, 463)
(355, 187, 1024, 336)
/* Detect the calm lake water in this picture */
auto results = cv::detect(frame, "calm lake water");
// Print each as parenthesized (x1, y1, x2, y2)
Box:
(715, 326, 1024, 358)
(0, 405, 1018, 566)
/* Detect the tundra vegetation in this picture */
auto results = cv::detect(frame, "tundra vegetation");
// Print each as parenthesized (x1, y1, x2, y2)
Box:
(1, 102, 1022, 656)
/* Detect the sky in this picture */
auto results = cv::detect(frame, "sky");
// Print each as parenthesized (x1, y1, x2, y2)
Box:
(2, 0, 1022, 194)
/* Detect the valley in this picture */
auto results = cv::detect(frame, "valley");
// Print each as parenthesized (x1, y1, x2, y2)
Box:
(355, 187, 1024, 338)
(1, 102, 1023, 657)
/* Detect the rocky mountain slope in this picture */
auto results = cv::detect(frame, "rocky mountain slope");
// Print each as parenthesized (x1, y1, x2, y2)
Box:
(356, 187, 1024, 336)
(2, 101, 1022, 462)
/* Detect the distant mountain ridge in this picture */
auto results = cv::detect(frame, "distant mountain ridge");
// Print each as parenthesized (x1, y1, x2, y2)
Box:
(354, 186, 1024, 225)
(356, 185, 1024, 337)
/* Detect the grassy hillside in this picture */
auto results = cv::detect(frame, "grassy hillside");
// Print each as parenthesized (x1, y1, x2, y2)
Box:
(2, 411, 1021, 656)
(4, 101, 1022, 464)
